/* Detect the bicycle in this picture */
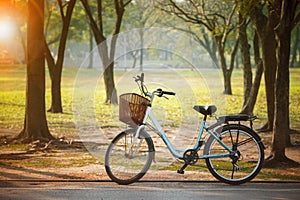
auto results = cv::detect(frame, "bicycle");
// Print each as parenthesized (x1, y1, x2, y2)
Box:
(105, 73, 265, 185)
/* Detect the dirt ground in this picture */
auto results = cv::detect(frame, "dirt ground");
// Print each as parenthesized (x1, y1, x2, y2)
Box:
(0, 128, 300, 182)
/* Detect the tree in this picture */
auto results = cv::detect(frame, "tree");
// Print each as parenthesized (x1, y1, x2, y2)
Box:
(44, 0, 76, 113)
(161, 17, 219, 69)
(248, 1, 279, 131)
(128, 0, 156, 71)
(80, 0, 132, 104)
(191, 27, 218, 68)
(159, 0, 239, 94)
(265, 0, 300, 166)
(238, 3, 263, 115)
(290, 25, 300, 68)
(238, 14, 252, 108)
(240, 30, 263, 114)
(17, 0, 54, 142)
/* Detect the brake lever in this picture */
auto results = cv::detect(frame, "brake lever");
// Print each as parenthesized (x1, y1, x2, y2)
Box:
(134, 75, 141, 82)
(162, 96, 169, 100)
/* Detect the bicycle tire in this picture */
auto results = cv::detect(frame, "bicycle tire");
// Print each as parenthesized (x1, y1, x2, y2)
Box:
(204, 124, 264, 185)
(105, 129, 154, 185)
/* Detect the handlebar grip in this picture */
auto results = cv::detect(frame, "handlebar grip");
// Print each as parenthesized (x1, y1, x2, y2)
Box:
(163, 91, 176, 96)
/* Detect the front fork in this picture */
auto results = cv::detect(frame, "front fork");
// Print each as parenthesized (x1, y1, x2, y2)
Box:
(125, 126, 145, 158)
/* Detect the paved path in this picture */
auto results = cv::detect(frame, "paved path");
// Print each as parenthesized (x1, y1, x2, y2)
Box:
(0, 181, 299, 200)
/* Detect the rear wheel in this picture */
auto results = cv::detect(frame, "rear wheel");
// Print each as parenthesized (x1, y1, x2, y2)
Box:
(105, 129, 154, 185)
(204, 124, 264, 184)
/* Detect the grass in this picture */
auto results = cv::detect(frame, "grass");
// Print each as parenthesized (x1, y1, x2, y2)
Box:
(0, 65, 300, 133)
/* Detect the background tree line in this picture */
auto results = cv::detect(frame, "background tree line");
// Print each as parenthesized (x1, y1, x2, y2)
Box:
(5, 0, 300, 167)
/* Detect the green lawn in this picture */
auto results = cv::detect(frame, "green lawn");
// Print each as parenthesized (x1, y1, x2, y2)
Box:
(0, 65, 299, 137)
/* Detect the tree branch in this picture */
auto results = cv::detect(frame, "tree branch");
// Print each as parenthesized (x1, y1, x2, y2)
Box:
(80, 0, 105, 43)
(57, 0, 65, 20)
(221, 2, 238, 46)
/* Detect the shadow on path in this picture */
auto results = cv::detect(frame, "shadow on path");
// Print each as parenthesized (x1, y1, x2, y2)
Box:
(0, 163, 81, 180)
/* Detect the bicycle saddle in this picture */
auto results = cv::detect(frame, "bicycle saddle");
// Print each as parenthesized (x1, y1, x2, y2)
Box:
(193, 105, 217, 116)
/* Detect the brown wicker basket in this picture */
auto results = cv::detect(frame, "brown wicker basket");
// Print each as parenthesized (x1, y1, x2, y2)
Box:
(119, 93, 150, 126)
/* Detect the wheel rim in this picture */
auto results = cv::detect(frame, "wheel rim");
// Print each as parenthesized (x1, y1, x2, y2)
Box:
(105, 131, 152, 183)
(206, 129, 263, 183)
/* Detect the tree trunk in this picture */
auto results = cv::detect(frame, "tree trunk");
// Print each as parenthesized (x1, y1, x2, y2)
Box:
(215, 36, 239, 95)
(104, 63, 117, 104)
(80, 0, 127, 104)
(238, 14, 252, 108)
(241, 31, 263, 115)
(265, 0, 298, 166)
(223, 71, 233, 95)
(139, 29, 144, 71)
(241, 62, 263, 115)
(260, 32, 277, 131)
(18, 26, 27, 64)
(45, 43, 64, 113)
(130, 51, 138, 68)
(250, 6, 278, 131)
(88, 28, 94, 69)
(50, 72, 63, 113)
(290, 26, 299, 67)
(194, 31, 219, 68)
(46, 0, 76, 113)
(18, 0, 54, 142)
(271, 40, 289, 160)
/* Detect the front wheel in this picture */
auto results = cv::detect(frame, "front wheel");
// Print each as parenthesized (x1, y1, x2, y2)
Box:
(105, 129, 154, 185)
(204, 124, 264, 185)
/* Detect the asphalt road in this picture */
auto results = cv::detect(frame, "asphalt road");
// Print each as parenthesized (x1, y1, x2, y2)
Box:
(0, 181, 299, 200)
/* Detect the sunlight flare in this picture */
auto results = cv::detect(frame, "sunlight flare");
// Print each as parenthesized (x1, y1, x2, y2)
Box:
(0, 19, 14, 40)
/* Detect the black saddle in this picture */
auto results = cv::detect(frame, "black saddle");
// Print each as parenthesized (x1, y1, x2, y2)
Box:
(193, 105, 217, 116)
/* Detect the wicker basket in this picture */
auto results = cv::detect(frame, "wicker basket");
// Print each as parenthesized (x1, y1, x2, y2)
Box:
(119, 93, 150, 126)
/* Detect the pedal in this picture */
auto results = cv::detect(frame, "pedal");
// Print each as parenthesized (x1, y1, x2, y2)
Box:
(178, 145, 204, 175)
(177, 163, 188, 174)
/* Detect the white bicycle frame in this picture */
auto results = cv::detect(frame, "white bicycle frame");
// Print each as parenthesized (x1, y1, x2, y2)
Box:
(128, 94, 233, 160)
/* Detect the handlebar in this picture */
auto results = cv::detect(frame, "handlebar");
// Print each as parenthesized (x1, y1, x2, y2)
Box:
(134, 73, 144, 83)
(134, 73, 176, 99)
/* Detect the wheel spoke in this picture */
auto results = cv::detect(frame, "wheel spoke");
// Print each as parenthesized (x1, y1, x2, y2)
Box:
(204, 125, 264, 184)
(231, 165, 235, 179)
(105, 130, 153, 185)
(237, 137, 254, 147)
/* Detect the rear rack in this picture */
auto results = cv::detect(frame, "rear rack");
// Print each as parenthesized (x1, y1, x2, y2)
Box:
(207, 114, 257, 130)
(218, 114, 257, 123)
